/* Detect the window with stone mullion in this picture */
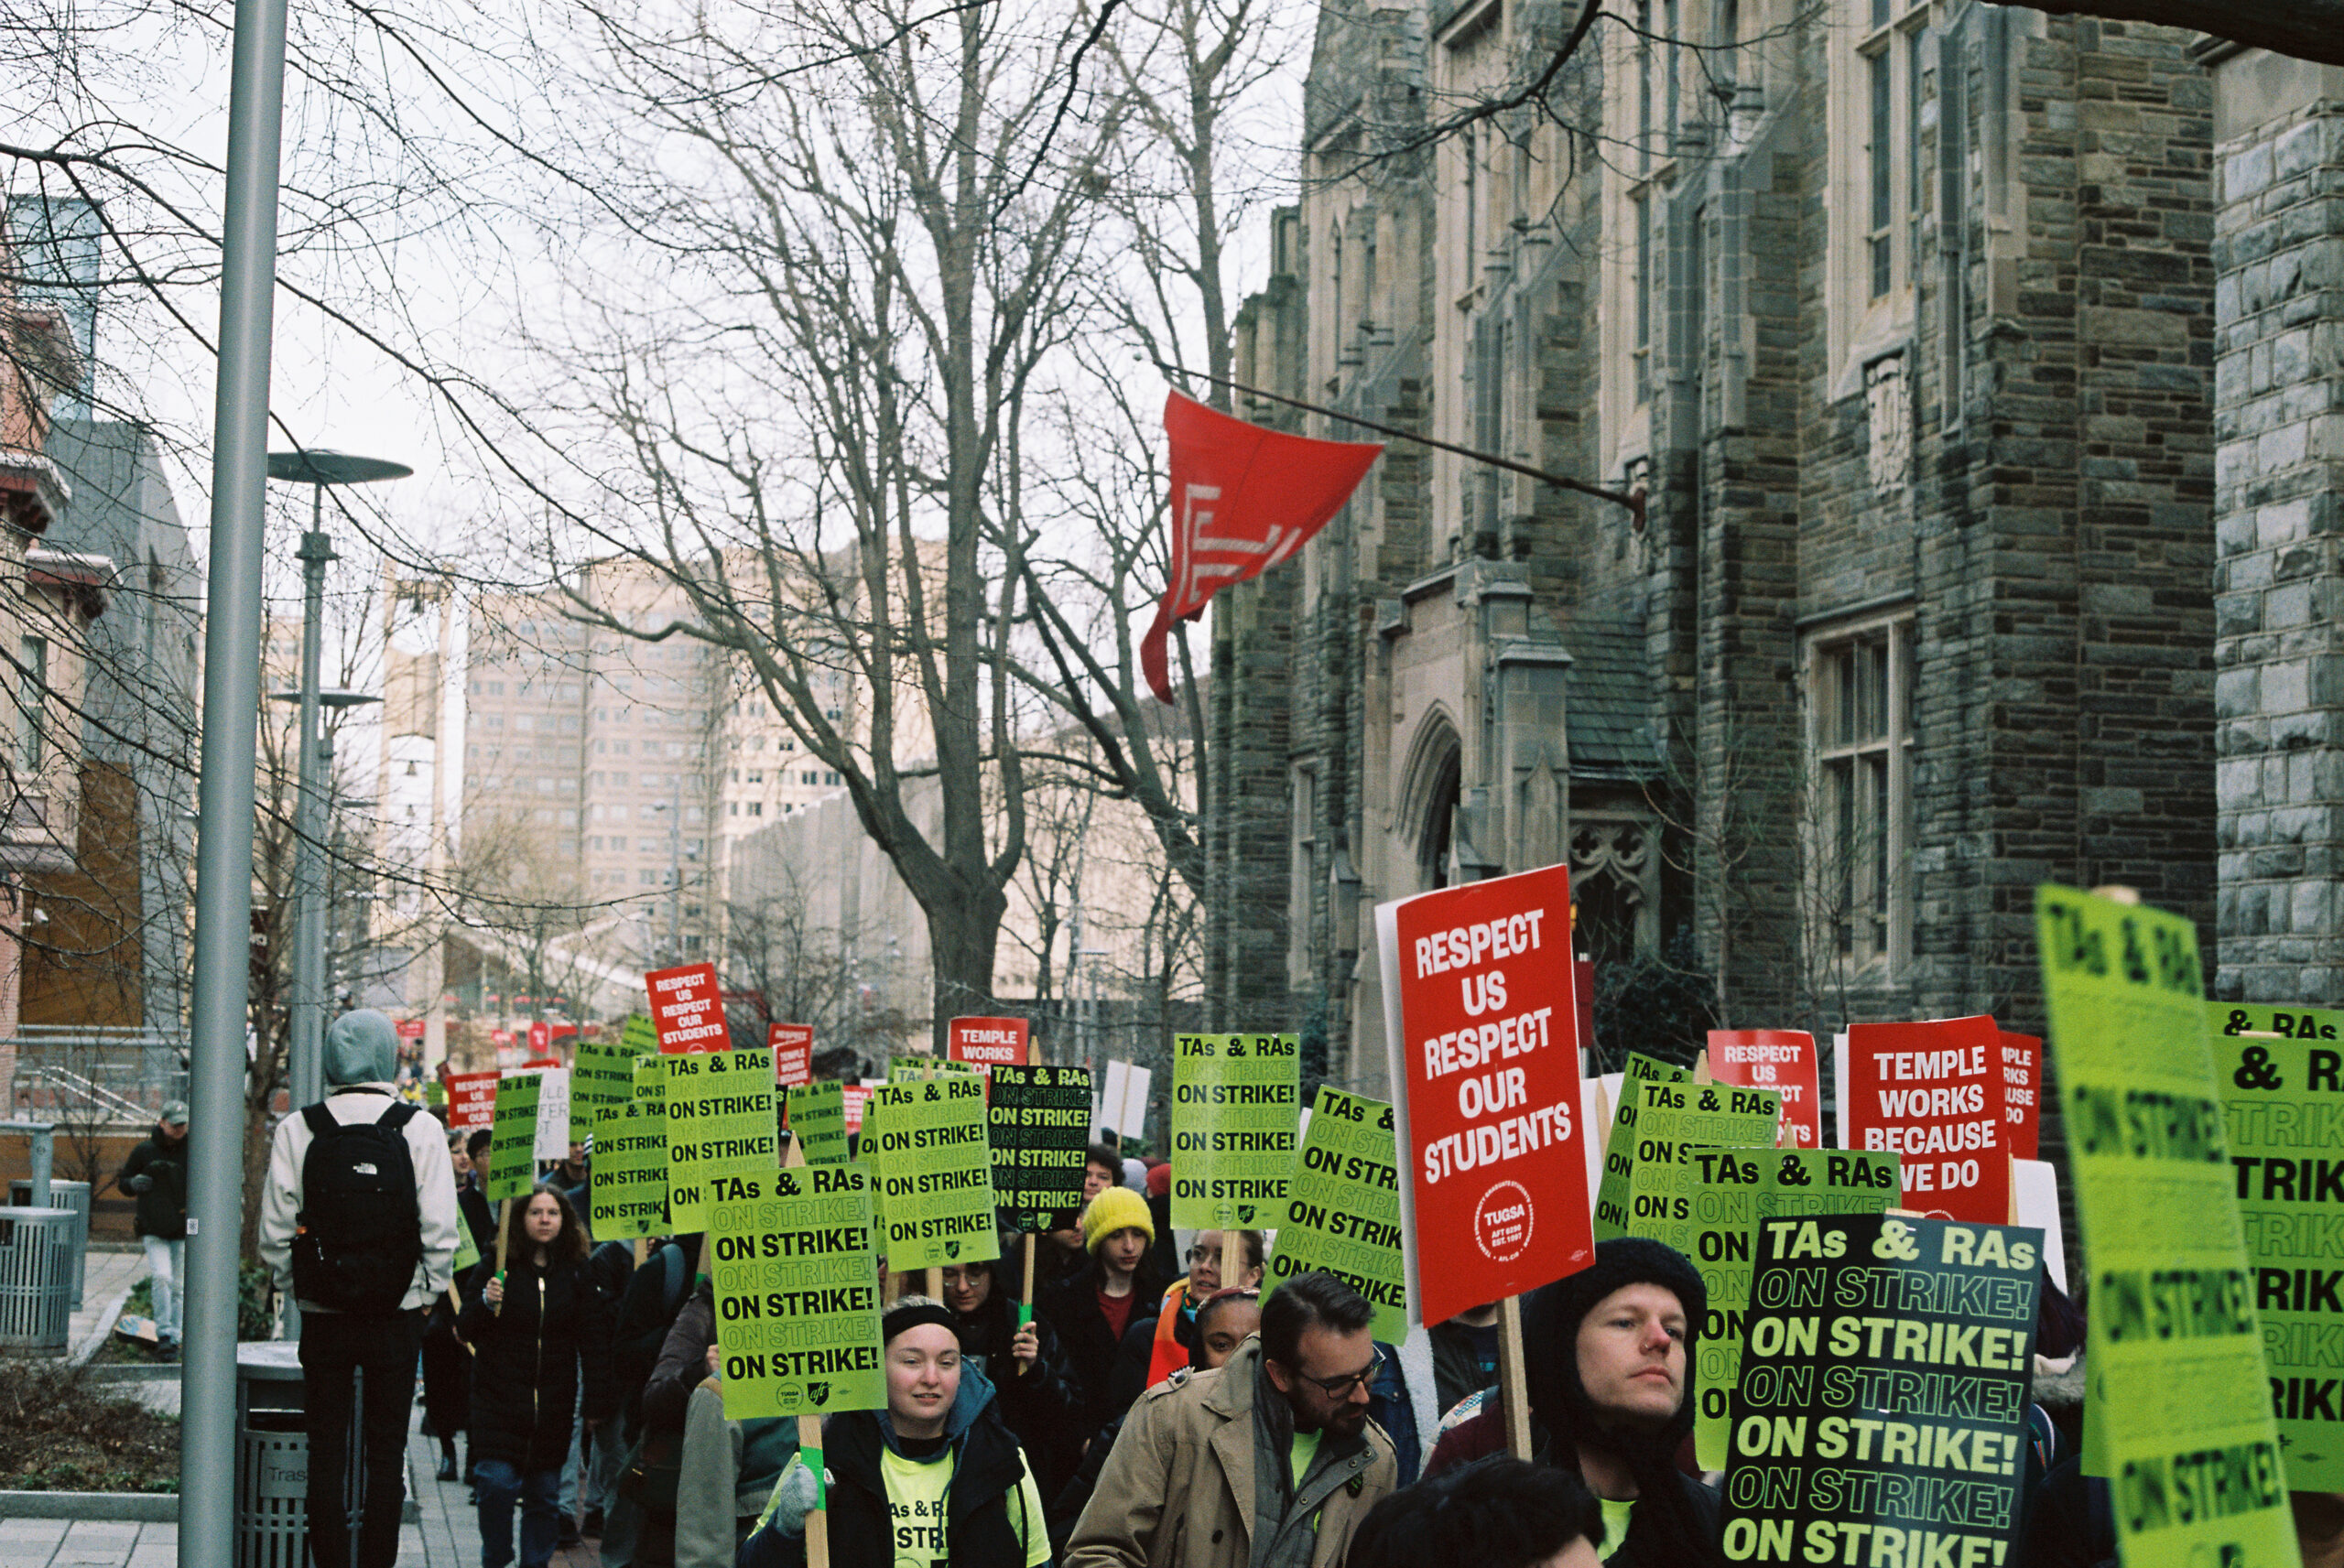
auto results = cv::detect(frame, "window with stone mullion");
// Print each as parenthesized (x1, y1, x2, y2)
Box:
(1809, 619, 1912, 975)
(1860, 0, 1932, 303)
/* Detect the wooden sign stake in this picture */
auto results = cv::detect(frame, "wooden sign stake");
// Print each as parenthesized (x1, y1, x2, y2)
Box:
(920, 1055, 945, 1303)
(1020, 1036, 1045, 1321)
(780, 1131, 831, 1568)
(1495, 1294, 1534, 1459)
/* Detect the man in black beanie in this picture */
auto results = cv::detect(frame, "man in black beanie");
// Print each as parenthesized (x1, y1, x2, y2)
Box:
(1425, 1237, 1723, 1568)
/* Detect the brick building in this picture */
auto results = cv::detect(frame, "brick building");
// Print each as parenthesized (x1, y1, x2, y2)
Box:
(1212, 0, 2241, 1100)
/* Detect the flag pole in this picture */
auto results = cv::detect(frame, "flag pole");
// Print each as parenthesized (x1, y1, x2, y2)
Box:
(1153, 361, 1647, 528)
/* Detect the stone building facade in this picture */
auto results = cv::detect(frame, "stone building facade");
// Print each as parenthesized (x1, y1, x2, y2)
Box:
(1207, 0, 2252, 1100)
(2202, 46, 2344, 1005)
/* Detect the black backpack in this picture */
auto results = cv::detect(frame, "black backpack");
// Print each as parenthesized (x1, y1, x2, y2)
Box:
(290, 1101, 424, 1314)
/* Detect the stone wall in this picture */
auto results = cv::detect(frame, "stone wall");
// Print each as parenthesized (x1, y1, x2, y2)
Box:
(2207, 48, 2344, 1003)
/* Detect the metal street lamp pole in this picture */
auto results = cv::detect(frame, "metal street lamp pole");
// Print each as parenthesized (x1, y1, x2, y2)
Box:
(266, 450, 407, 1111)
(181, 0, 290, 1548)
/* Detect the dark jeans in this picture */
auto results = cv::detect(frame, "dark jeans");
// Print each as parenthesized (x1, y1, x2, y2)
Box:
(299, 1307, 425, 1568)
(475, 1459, 563, 1568)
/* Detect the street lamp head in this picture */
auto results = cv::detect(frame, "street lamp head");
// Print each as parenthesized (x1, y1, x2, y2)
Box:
(268, 688, 384, 708)
(266, 449, 413, 486)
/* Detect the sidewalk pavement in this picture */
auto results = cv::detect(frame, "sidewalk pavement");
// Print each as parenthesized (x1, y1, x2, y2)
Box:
(406, 1411, 603, 1568)
(0, 1405, 606, 1567)
(71, 1250, 147, 1363)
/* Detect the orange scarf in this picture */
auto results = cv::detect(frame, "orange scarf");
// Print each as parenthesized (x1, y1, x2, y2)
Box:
(1144, 1278, 1195, 1388)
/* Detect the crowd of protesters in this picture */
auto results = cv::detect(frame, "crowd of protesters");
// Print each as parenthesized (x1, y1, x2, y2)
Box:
(240, 1015, 2325, 1568)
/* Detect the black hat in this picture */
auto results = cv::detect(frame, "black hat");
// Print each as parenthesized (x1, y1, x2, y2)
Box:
(1522, 1237, 1708, 1449)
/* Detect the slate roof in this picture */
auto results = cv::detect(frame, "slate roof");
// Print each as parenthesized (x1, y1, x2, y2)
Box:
(1565, 620, 1663, 782)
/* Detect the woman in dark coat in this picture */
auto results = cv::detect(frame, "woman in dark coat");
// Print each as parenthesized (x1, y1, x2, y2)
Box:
(943, 1240, 1086, 1499)
(458, 1184, 616, 1568)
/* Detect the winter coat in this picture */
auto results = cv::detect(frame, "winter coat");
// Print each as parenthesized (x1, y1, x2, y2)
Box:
(738, 1359, 1047, 1568)
(952, 1281, 1087, 1500)
(673, 1379, 796, 1568)
(640, 1277, 716, 1434)
(256, 1084, 460, 1313)
(116, 1129, 188, 1240)
(1062, 1337, 1396, 1568)
(1038, 1256, 1171, 1436)
(1424, 1403, 1723, 1568)
(456, 1251, 617, 1472)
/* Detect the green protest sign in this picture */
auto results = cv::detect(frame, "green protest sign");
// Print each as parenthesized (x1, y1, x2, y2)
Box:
(1592, 1053, 1692, 1241)
(867, 1076, 1002, 1271)
(571, 1031, 649, 1144)
(1673, 1147, 1904, 1472)
(709, 1161, 886, 1421)
(485, 1072, 544, 1202)
(2210, 999, 2344, 1487)
(1622, 1077, 1781, 1469)
(1623, 1078, 1780, 1255)
(621, 1013, 657, 1055)
(1722, 1212, 2043, 1568)
(1169, 1033, 1302, 1228)
(665, 1046, 776, 1234)
(889, 1054, 980, 1085)
(1267, 1087, 1405, 1341)
(452, 1226, 480, 1278)
(591, 1103, 670, 1241)
(786, 1081, 849, 1166)
(2038, 885, 2295, 1567)
(987, 1064, 1092, 1232)
(633, 1053, 665, 1113)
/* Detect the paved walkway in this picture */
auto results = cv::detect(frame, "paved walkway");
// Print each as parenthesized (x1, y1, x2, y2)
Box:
(71, 1249, 146, 1364)
(2, 1389, 610, 1567)
(406, 1411, 604, 1568)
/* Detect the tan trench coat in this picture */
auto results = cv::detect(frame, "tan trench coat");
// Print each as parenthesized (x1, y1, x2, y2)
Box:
(1063, 1338, 1399, 1568)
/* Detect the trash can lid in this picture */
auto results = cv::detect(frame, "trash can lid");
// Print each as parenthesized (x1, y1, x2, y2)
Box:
(237, 1341, 305, 1380)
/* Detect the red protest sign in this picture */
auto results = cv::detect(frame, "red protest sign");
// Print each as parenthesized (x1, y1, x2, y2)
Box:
(1708, 1030, 1819, 1148)
(1377, 862, 1593, 1326)
(396, 1019, 426, 1042)
(949, 1016, 1029, 1067)
(528, 1020, 551, 1054)
(1998, 1032, 2041, 1161)
(842, 1083, 872, 1135)
(768, 1022, 814, 1088)
(645, 962, 730, 1052)
(1841, 1015, 2009, 1223)
(445, 1070, 498, 1130)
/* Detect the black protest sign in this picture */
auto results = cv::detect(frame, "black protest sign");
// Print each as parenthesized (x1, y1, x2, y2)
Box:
(1723, 1212, 2043, 1568)
(988, 1063, 1094, 1232)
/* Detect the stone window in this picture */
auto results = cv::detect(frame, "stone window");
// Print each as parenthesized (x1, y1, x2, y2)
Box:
(1828, 0, 1932, 387)
(1568, 816, 1660, 966)
(1805, 611, 1915, 977)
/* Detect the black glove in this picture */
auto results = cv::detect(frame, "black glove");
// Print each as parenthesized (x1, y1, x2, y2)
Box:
(123, 1174, 152, 1194)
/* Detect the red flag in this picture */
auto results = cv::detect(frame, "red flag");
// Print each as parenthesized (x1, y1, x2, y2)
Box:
(1141, 390, 1382, 703)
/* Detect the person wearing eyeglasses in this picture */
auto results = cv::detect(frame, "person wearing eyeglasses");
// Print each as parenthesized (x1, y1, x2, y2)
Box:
(1110, 1229, 1266, 1411)
(1063, 1271, 1397, 1568)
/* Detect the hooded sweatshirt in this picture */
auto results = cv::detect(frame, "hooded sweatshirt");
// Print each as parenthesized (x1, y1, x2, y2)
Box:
(256, 1009, 461, 1313)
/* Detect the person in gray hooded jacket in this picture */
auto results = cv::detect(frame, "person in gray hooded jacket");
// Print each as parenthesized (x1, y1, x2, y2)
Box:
(259, 1009, 461, 1568)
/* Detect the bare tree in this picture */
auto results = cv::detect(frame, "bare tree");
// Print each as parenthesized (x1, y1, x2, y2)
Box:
(507, 0, 1135, 1042)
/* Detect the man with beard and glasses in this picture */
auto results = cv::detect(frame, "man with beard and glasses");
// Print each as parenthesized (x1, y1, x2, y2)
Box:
(1065, 1271, 1397, 1568)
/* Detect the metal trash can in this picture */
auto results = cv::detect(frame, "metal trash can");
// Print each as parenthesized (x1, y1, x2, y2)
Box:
(0, 1206, 75, 1351)
(235, 1341, 367, 1568)
(11, 1179, 90, 1307)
